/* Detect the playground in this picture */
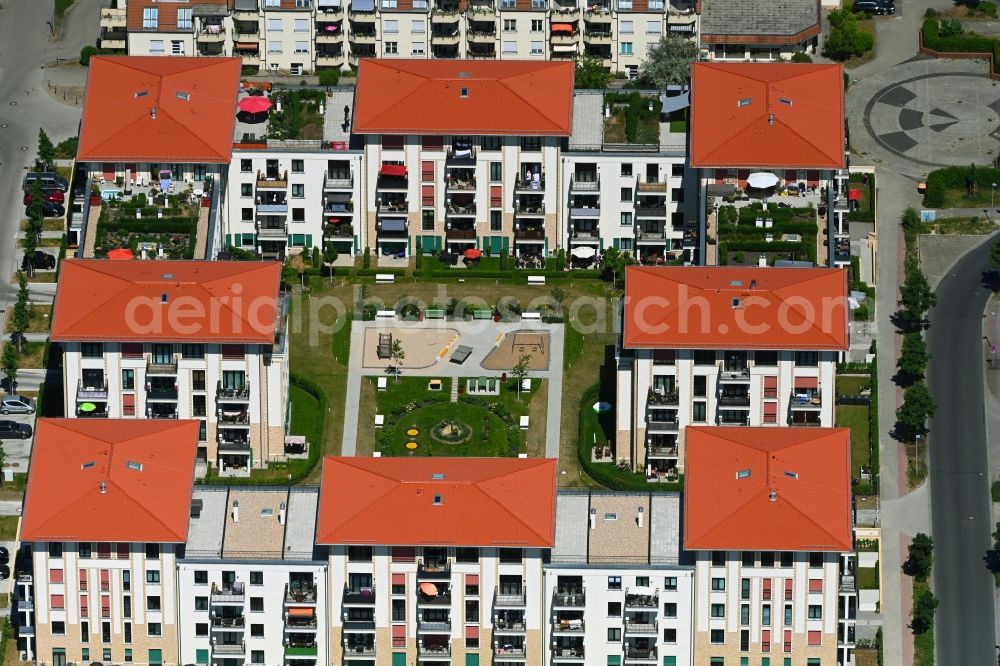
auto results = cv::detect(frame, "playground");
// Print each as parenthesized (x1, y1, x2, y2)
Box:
(482, 330, 551, 371)
(362, 327, 459, 369)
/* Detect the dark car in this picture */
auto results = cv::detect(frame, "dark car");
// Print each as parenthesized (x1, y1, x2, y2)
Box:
(0, 547, 9, 564)
(28, 200, 65, 218)
(23, 190, 65, 205)
(0, 565, 10, 581)
(0, 420, 31, 440)
(854, 0, 894, 14)
(22, 252, 56, 271)
(22, 172, 69, 192)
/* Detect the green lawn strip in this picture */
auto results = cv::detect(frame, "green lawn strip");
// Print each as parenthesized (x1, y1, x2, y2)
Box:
(855, 564, 879, 590)
(836, 374, 871, 395)
(0, 516, 18, 541)
(837, 405, 871, 481)
(912, 579, 934, 666)
(5, 304, 51, 334)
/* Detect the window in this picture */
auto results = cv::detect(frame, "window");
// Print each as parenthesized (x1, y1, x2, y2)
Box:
(664, 576, 677, 591)
(482, 137, 502, 151)
(646, 20, 661, 33)
(807, 631, 821, 646)
(421, 210, 435, 232)
(711, 604, 725, 618)
(503, 18, 516, 31)
(268, 18, 282, 31)
(741, 629, 750, 652)
(145, 543, 159, 559)
(170, 40, 184, 54)
(412, 19, 425, 32)
(149, 39, 164, 54)
(392, 599, 406, 622)
(761, 552, 775, 567)
(783, 605, 792, 626)
(142, 7, 157, 28)
(194, 571, 208, 585)
(294, 18, 308, 31)
(250, 571, 264, 585)
(412, 43, 425, 55)
(386, 41, 398, 54)
(195, 623, 208, 637)
(381, 17, 395, 31)
(521, 137, 542, 151)
(147, 623, 161, 637)
(82, 648, 89, 661)
(292, 207, 305, 223)
(82, 343, 103, 358)
(147, 596, 161, 611)
(529, 18, 543, 31)
(663, 628, 676, 643)
(607, 601, 621, 616)
(620, 187, 633, 201)
(794, 351, 819, 366)
(617, 211, 632, 227)
(241, 207, 253, 222)
(607, 628, 621, 641)
(241, 183, 253, 198)
(195, 596, 208, 610)
(741, 603, 751, 625)
(240, 159, 252, 173)
(251, 597, 264, 612)
(635, 576, 649, 587)
(149, 649, 163, 666)
(663, 602, 677, 617)
(710, 629, 724, 644)
(620, 19, 633, 33)
(146, 571, 160, 584)
(709, 660, 723, 666)
(267, 41, 283, 54)
(529, 40, 543, 54)
(742, 551, 756, 566)
(195, 649, 208, 665)
(608, 576, 622, 590)
(762, 604, 771, 626)
(124, 649, 133, 663)
(180, 343, 204, 359)
(251, 624, 264, 638)
(104, 649, 112, 662)
(620, 41, 633, 55)
(780, 552, 793, 567)
(177, 8, 192, 28)
(809, 552, 824, 568)
(49, 543, 63, 558)
(502, 41, 517, 54)
(123, 595, 131, 617)
(251, 651, 264, 665)
(693, 401, 707, 422)
(711, 578, 725, 591)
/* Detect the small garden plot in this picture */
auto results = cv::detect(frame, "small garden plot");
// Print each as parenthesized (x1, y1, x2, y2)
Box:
(266, 89, 326, 140)
(93, 197, 198, 259)
(603, 92, 662, 145)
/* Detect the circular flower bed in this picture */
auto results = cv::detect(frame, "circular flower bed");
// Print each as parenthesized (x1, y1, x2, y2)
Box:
(430, 420, 472, 444)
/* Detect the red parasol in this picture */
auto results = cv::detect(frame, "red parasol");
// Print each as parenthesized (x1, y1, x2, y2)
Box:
(108, 248, 134, 260)
(238, 96, 273, 114)
(463, 248, 482, 260)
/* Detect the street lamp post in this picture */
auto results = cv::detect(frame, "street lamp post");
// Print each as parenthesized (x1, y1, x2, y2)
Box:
(915, 433, 921, 476)
(992, 182, 997, 209)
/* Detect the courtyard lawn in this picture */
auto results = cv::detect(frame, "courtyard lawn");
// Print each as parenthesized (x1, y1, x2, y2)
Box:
(856, 565, 879, 591)
(836, 374, 871, 395)
(371, 376, 536, 458)
(836, 404, 871, 481)
(5, 304, 52, 334)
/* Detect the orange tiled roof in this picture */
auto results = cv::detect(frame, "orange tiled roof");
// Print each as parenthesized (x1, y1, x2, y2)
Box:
(316, 457, 558, 546)
(78, 56, 240, 164)
(352, 59, 574, 136)
(684, 426, 852, 552)
(622, 266, 848, 350)
(51, 260, 281, 343)
(21, 419, 199, 543)
(126, 0, 230, 32)
(690, 62, 845, 169)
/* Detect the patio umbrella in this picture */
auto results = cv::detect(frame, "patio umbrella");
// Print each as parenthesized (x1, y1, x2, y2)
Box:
(747, 172, 779, 189)
(239, 96, 273, 114)
(419, 582, 438, 596)
(463, 248, 482, 260)
(108, 248, 134, 260)
(324, 24, 339, 31)
(571, 246, 597, 259)
(592, 401, 611, 413)
(79, 402, 97, 413)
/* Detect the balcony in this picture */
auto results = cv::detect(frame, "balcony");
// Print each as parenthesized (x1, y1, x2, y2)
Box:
(324, 173, 354, 190)
(349, 30, 377, 42)
(646, 444, 677, 458)
(431, 7, 461, 21)
(636, 177, 668, 193)
(257, 199, 289, 214)
(515, 174, 545, 192)
(683, 225, 698, 247)
(550, 29, 579, 44)
(286, 582, 318, 604)
(418, 589, 452, 607)
(646, 414, 678, 431)
(515, 202, 545, 217)
(316, 27, 343, 42)
(514, 227, 545, 242)
(286, 615, 318, 631)
(569, 226, 600, 241)
(569, 206, 600, 219)
(551, 590, 586, 607)
(623, 619, 657, 635)
(325, 223, 355, 238)
(218, 409, 250, 426)
(635, 204, 667, 218)
(624, 588, 658, 609)
(624, 647, 657, 663)
(417, 561, 452, 580)
(551, 618, 584, 633)
(256, 223, 289, 239)
(211, 585, 245, 605)
(239, 53, 260, 66)
(790, 391, 823, 409)
(146, 384, 178, 402)
(217, 382, 251, 401)
(584, 28, 612, 42)
(717, 414, 749, 426)
(569, 175, 599, 192)
(495, 616, 526, 634)
(343, 643, 375, 658)
(719, 367, 751, 382)
(718, 394, 751, 407)
(635, 227, 667, 243)
(418, 644, 451, 657)
(551, 646, 584, 661)
(343, 585, 376, 605)
(213, 642, 245, 656)
(100, 7, 127, 27)
(447, 227, 476, 240)
(551, 1, 579, 16)
(431, 29, 461, 44)
(343, 618, 376, 632)
(212, 617, 246, 631)
(446, 147, 477, 166)
(218, 439, 250, 453)
(446, 175, 476, 191)
(647, 388, 678, 405)
(377, 200, 409, 215)
(146, 359, 178, 375)
(284, 645, 318, 658)
(77, 381, 108, 401)
(447, 202, 476, 217)
(494, 645, 527, 659)
(495, 587, 526, 607)
(840, 575, 856, 593)
(468, 28, 496, 41)
(348, 4, 377, 18)
(417, 619, 452, 633)
(257, 170, 288, 189)
(196, 26, 226, 41)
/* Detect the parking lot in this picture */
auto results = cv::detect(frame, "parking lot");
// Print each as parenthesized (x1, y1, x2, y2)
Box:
(0, 410, 37, 477)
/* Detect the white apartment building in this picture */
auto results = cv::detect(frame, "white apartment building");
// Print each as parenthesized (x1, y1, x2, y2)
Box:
(317, 457, 559, 666)
(100, 0, 699, 76)
(617, 265, 848, 477)
(177, 487, 328, 666)
(51, 260, 290, 475)
(543, 490, 695, 666)
(684, 426, 858, 666)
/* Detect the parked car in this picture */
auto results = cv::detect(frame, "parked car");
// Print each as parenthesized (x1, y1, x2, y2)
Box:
(0, 395, 35, 415)
(0, 547, 10, 564)
(853, 0, 894, 14)
(22, 189, 65, 205)
(0, 565, 11, 580)
(0, 421, 31, 440)
(22, 172, 69, 192)
(22, 252, 56, 271)
(29, 200, 65, 218)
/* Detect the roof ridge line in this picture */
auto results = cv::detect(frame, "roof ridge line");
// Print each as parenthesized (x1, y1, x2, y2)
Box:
(473, 480, 552, 546)
(110, 477, 187, 541)
(779, 493, 849, 548)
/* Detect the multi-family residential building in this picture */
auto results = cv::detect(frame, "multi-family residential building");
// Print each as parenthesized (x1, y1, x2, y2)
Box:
(617, 265, 849, 477)
(317, 456, 558, 666)
(697, 0, 819, 61)
(177, 487, 329, 666)
(100, 0, 699, 76)
(50, 260, 290, 475)
(684, 426, 857, 666)
(543, 490, 695, 666)
(689, 62, 850, 268)
(17, 419, 201, 666)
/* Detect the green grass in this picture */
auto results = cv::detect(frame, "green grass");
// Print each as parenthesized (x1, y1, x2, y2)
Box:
(923, 216, 996, 235)
(992, 480, 1000, 502)
(563, 323, 583, 369)
(837, 404, 871, 481)
(856, 565, 879, 590)
(19, 219, 65, 233)
(289, 384, 322, 445)
(837, 374, 871, 395)
(372, 376, 534, 457)
(3, 342, 46, 369)
(54, 0, 75, 19)
(5, 304, 52, 334)
(913, 579, 935, 665)
(0, 516, 18, 541)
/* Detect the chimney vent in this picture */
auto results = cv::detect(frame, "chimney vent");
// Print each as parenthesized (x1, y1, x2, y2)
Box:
(150, 107, 157, 120)
(99, 481, 107, 494)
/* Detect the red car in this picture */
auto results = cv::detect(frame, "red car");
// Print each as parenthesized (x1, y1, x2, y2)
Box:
(23, 190, 65, 205)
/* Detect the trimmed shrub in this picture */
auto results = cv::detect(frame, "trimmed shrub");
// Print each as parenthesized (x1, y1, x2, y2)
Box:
(80, 45, 98, 66)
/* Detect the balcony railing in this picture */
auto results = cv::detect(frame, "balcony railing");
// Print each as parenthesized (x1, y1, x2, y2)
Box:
(624, 647, 658, 662)
(447, 203, 476, 216)
(635, 228, 667, 242)
(77, 382, 108, 401)
(218, 439, 250, 452)
(790, 391, 823, 408)
(551, 590, 586, 607)
(146, 385, 179, 401)
(343, 585, 376, 605)
(514, 228, 545, 241)
(718, 394, 751, 407)
(218, 410, 250, 425)
(211, 585, 245, 604)
(495, 617, 527, 633)
(286, 582, 318, 604)
(515, 175, 545, 190)
(446, 227, 476, 240)
(284, 645, 318, 657)
(212, 617, 246, 629)
(325, 173, 354, 189)
(417, 620, 452, 632)
(569, 207, 600, 218)
(840, 575, 856, 593)
(515, 203, 545, 216)
(646, 445, 677, 457)
(719, 367, 751, 381)
(378, 201, 408, 214)
(257, 170, 288, 188)
(417, 590, 452, 606)
(146, 359, 178, 375)
(647, 389, 678, 405)
(624, 589, 658, 608)
(343, 644, 375, 657)
(213, 642, 246, 655)
(418, 644, 451, 657)
(417, 561, 452, 579)
(446, 176, 476, 190)
(623, 620, 657, 634)
(552, 646, 585, 659)
(217, 382, 251, 400)
(636, 177, 668, 193)
(287, 616, 318, 630)
(494, 645, 527, 658)
(256, 223, 288, 239)
(551, 618, 584, 632)
(634, 205, 667, 218)
(495, 587, 526, 607)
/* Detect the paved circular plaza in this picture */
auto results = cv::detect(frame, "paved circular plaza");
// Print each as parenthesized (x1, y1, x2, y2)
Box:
(857, 59, 1000, 172)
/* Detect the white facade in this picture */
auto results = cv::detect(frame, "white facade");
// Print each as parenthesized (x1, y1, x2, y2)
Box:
(617, 349, 838, 475)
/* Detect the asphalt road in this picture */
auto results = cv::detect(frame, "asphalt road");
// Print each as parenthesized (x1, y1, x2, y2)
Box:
(926, 235, 999, 664)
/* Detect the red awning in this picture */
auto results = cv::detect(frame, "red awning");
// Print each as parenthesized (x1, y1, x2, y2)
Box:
(234, 41, 259, 49)
(392, 573, 406, 585)
(794, 376, 818, 389)
(419, 582, 438, 596)
(239, 96, 273, 113)
(122, 394, 135, 407)
(551, 22, 574, 32)
(288, 607, 314, 618)
(465, 625, 479, 639)
(808, 579, 823, 592)
(392, 624, 406, 638)
(848, 188, 862, 201)
(380, 164, 407, 177)
(763, 402, 777, 417)
(763, 376, 777, 389)
(108, 248, 134, 260)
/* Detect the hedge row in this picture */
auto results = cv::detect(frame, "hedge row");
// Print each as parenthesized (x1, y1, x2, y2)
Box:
(922, 18, 1000, 72)
(99, 217, 196, 234)
(719, 240, 817, 265)
(922, 164, 1000, 208)
(848, 175, 876, 223)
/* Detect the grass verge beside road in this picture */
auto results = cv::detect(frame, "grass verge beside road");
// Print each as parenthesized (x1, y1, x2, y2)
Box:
(4, 305, 51, 334)
(913, 579, 935, 665)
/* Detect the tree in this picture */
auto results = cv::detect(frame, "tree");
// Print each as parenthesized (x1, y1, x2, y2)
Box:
(79, 45, 98, 67)
(550, 286, 567, 315)
(1, 344, 19, 388)
(323, 243, 339, 281)
(574, 55, 613, 89)
(904, 533, 934, 581)
(638, 34, 698, 90)
(911, 588, 939, 634)
(992, 238, 1000, 274)
(37, 128, 55, 169)
(318, 68, 340, 87)
(822, 8, 874, 61)
(896, 381, 936, 439)
(311, 246, 321, 268)
(901, 207, 922, 238)
(26, 179, 46, 224)
(898, 265, 935, 329)
(390, 339, 406, 383)
(510, 354, 532, 399)
(897, 332, 930, 384)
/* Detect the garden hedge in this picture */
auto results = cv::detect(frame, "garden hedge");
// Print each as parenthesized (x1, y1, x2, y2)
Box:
(922, 19, 1000, 75)
(922, 164, 1000, 208)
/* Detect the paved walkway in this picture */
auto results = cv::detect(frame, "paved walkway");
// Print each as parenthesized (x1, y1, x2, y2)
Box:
(341, 319, 565, 458)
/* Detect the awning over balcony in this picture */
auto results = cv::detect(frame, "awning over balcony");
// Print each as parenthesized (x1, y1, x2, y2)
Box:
(849, 188, 862, 201)
(234, 42, 259, 49)
(552, 44, 578, 52)
(552, 22, 574, 32)
(380, 164, 407, 177)
(380, 219, 406, 232)
(288, 607, 314, 618)
(392, 573, 406, 585)
(763, 376, 777, 389)
(465, 625, 479, 639)
(659, 91, 689, 114)
(794, 376, 818, 389)
(392, 625, 406, 638)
